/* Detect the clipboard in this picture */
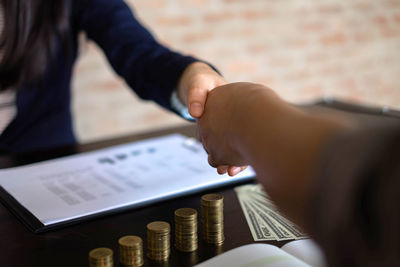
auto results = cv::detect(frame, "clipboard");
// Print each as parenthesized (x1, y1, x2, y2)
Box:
(0, 134, 254, 233)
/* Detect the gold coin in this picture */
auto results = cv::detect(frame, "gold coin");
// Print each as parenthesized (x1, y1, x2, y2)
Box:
(175, 208, 198, 252)
(201, 194, 224, 245)
(202, 194, 223, 201)
(89, 247, 113, 267)
(119, 236, 143, 267)
(118, 235, 142, 248)
(147, 221, 171, 261)
(89, 248, 113, 260)
(147, 221, 170, 233)
(201, 194, 224, 206)
(175, 208, 197, 218)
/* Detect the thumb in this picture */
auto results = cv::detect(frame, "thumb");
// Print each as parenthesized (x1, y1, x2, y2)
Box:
(188, 85, 209, 118)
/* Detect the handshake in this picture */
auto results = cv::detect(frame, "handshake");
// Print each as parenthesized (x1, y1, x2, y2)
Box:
(180, 62, 352, 229)
(180, 60, 351, 208)
(178, 63, 272, 177)
(180, 63, 398, 267)
(180, 62, 284, 177)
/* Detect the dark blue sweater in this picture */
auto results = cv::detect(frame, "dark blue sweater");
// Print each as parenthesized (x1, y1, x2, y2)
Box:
(0, 0, 198, 155)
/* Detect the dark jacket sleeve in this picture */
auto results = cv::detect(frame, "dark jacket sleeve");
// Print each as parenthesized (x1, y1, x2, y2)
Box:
(310, 121, 400, 267)
(74, 0, 198, 110)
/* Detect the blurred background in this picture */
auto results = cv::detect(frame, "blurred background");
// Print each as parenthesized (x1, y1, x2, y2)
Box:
(72, 0, 400, 143)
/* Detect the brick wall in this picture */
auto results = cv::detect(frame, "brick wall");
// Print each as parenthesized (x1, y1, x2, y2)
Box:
(72, 0, 400, 142)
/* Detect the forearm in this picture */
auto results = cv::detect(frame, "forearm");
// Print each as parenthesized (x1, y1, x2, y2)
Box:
(200, 83, 400, 265)
(78, 0, 199, 109)
(311, 122, 400, 266)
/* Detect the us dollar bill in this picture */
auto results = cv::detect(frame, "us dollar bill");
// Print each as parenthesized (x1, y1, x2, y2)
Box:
(235, 184, 308, 241)
(243, 197, 294, 241)
(236, 191, 276, 241)
(250, 197, 307, 239)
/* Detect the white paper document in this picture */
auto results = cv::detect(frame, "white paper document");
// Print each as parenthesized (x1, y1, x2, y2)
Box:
(0, 134, 254, 228)
(195, 239, 326, 267)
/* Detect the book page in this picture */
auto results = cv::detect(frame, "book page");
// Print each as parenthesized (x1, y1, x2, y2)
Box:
(0, 134, 254, 226)
(195, 244, 310, 267)
(281, 239, 326, 267)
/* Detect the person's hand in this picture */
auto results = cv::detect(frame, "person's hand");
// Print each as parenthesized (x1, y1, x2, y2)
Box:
(177, 62, 226, 118)
(177, 62, 245, 175)
(197, 83, 266, 175)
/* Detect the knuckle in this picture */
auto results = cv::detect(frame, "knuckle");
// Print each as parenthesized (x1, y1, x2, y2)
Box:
(207, 156, 218, 167)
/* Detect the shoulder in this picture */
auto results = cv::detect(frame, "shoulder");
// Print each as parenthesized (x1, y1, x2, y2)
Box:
(71, 0, 135, 25)
(71, 0, 130, 13)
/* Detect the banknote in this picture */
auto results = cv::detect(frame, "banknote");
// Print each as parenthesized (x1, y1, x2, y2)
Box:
(244, 197, 294, 241)
(235, 184, 308, 241)
(236, 192, 276, 241)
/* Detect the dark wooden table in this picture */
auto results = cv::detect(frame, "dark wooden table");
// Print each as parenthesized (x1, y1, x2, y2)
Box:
(0, 125, 277, 267)
(2, 100, 398, 267)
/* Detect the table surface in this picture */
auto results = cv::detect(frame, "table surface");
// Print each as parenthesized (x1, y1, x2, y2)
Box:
(2, 100, 399, 267)
(0, 125, 280, 267)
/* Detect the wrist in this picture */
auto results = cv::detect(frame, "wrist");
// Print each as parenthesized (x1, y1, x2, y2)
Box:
(170, 90, 195, 121)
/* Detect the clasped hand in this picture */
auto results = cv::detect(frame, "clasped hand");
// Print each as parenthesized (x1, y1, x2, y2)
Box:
(178, 63, 247, 176)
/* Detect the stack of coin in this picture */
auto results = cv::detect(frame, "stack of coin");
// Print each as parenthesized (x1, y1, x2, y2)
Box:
(118, 235, 144, 266)
(89, 247, 114, 267)
(147, 221, 171, 261)
(175, 208, 198, 252)
(201, 193, 224, 245)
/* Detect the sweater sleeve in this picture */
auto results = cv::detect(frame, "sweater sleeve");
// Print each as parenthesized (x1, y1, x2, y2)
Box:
(74, 0, 198, 110)
(310, 121, 400, 267)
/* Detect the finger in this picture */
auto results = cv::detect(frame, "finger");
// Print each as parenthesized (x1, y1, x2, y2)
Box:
(217, 165, 228, 175)
(227, 166, 246, 176)
(188, 85, 209, 118)
(207, 155, 218, 168)
(240, 166, 248, 171)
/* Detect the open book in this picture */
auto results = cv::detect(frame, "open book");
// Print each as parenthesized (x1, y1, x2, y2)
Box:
(195, 239, 326, 267)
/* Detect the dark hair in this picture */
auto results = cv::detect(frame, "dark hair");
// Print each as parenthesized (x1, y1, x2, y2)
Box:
(0, 0, 70, 90)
